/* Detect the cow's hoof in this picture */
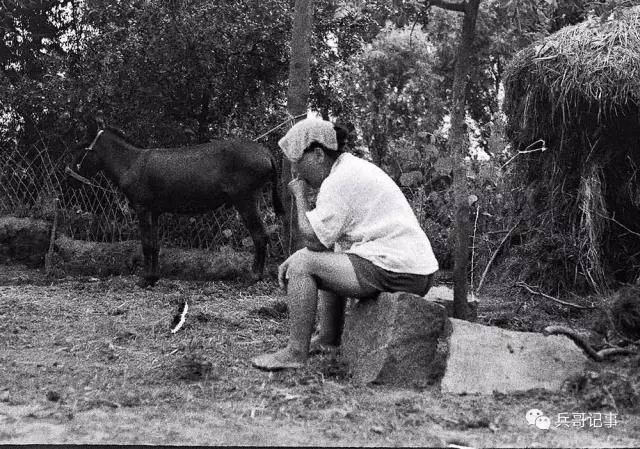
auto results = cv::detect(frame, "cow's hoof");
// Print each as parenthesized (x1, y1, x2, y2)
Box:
(137, 276, 159, 288)
(239, 271, 263, 286)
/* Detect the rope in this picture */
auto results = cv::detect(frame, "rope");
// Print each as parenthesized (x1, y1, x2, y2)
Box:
(253, 112, 307, 142)
(75, 129, 104, 171)
(64, 166, 114, 193)
(253, 111, 307, 255)
(251, 112, 308, 255)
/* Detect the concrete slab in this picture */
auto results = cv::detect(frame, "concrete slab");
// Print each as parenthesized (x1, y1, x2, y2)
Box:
(440, 318, 589, 395)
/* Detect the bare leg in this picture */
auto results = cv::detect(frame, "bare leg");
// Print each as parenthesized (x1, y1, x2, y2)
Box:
(252, 250, 376, 371)
(310, 290, 345, 353)
(278, 263, 321, 364)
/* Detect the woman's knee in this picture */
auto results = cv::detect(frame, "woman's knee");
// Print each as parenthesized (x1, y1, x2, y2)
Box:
(287, 248, 319, 278)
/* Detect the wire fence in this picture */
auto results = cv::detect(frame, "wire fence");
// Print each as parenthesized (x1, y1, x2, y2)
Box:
(0, 144, 285, 258)
(1, 142, 453, 272)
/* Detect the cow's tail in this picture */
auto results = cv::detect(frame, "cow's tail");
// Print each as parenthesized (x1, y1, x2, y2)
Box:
(270, 154, 285, 216)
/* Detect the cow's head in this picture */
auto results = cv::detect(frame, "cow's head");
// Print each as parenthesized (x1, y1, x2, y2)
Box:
(66, 116, 105, 188)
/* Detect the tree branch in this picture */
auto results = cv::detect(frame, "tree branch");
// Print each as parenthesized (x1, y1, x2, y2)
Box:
(516, 282, 596, 310)
(425, 0, 467, 13)
(477, 221, 519, 293)
(543, 326, 638, 362)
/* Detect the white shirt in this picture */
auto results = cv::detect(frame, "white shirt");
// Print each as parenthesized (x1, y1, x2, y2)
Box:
(306, 153, 439, 275)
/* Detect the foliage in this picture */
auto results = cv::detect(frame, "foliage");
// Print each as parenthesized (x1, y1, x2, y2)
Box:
(5, 0, 635, 294)
(1, 0, 293, 160)
(335, 26, 446, 170)
(73, 0, 291, 145)
(322, 0, 561, 168)
(0, 0, 70, 80)
(379, 0, 559, 128)
(0, 0, 76, 155)
(1, 0, 294, 257)
(309, 0, 401, 118)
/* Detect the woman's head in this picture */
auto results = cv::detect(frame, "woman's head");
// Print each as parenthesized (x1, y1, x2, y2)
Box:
(278, 117, 347, 163)
(280, 118, 350, 187)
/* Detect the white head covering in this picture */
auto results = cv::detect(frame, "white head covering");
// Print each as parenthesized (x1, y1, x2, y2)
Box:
(278, 118, 338, 162)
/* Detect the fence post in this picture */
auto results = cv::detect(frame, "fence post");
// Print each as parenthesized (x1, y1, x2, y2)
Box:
(45, 197, 59, 275)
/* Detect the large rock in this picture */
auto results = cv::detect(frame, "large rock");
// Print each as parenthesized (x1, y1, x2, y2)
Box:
(341, 292, 449, 387)
(0, 216, 50, 267)
(341, 290, 589, 394)
(440, 318, 589, 394)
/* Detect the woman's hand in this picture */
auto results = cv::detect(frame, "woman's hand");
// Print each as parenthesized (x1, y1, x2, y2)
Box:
(278, 252, 294, 290)
(287, 176, 307, 199)
(277, 248, 310, 290)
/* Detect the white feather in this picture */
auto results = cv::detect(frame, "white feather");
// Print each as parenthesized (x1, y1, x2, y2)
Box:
(170, 301, 189, 334)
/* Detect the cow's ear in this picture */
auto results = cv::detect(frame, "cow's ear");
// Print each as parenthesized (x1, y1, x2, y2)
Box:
(95, 115, 105, 130)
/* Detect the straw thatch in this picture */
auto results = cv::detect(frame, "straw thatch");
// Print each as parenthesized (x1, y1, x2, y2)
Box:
(505, 5, 640, 141)
(503, 6, 640, 293)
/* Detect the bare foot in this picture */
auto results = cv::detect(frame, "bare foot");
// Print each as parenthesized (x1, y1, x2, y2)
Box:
(251, 347, 306, 371)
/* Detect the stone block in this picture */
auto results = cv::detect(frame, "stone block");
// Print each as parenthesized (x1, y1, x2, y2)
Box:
(440, 318, 589, 394)
(341, 291, 449, 387)
(341, 289, 588, 393)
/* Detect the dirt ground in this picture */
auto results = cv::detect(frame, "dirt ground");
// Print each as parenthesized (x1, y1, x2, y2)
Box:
(1, 262, 639, 447)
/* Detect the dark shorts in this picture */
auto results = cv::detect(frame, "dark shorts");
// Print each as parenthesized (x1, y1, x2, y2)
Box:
(347, 254, 435, 297)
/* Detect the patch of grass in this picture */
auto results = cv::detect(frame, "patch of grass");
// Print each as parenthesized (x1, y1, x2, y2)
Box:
(1, 264, 639, 446)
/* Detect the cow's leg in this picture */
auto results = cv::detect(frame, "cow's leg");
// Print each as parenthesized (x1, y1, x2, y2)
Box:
(235, 195, 268, 277)
(137, 207, 159, 288)
(150, 211, 161, 283)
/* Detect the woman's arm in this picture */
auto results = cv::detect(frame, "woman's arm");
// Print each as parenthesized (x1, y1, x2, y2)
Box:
(289, 178, 328, 252)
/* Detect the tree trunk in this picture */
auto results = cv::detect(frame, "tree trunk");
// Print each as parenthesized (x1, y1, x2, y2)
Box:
(370, 132, 387, 168)
(282, 0, 313, 254)
(448, 0, 481, 319)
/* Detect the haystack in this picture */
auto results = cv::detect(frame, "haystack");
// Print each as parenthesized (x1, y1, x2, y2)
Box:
(503, 6, 640, 293)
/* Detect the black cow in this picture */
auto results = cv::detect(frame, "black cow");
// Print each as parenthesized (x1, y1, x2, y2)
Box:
(67, 118, 283, 287)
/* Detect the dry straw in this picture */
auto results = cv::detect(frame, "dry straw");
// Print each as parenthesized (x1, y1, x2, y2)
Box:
(504, 5, 640, 144)
(502, 5, 640, 293)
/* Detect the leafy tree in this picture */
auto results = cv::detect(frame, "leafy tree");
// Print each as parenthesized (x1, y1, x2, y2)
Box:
(335, 26, 446, 171)
(0, 0, 70, 80)
(309, 0, 394, 119)
(310, 0, 564, 162)
(1, 0, 294, 161)
(0, 0, 74, 152)
(74, 0, 291, 146)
